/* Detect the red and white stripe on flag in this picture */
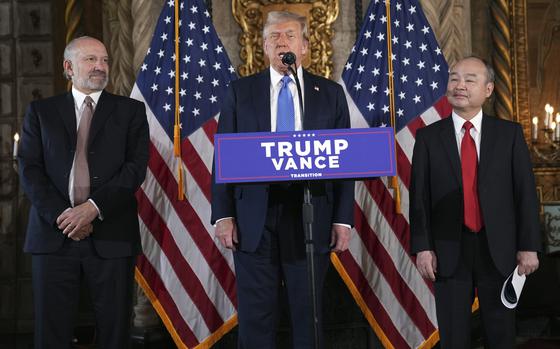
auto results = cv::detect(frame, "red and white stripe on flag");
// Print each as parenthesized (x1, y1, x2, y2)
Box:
(129, 0, 240, 347)
(332, 93, 451, 349)
(336, 0, 454, 346)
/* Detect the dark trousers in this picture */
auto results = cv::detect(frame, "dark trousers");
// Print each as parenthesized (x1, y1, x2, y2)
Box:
(434, 228, 515, 349)
(31, 238, 135, 349)
(234, 187, 330, 349)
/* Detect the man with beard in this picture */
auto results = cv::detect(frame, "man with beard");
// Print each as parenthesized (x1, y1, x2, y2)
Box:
(211, 11, 354, 348)
(18, 36, 149, 349)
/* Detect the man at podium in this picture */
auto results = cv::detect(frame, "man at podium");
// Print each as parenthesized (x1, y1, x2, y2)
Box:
(211, 10, 354, 349)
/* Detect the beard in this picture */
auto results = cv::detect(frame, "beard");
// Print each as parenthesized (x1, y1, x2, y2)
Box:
(73, 70, 108, 92)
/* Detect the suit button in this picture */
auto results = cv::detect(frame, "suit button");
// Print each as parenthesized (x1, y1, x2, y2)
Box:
(93, 176, 99, 180)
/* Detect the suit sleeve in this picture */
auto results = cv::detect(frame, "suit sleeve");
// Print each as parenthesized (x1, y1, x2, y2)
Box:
(332, 84, 354, 226)
(512, 124, 542, 252)
(89, 101, 149, 220)
(409, 128, 433, 254)
(211, 84, 237, 224)
(18, 102, 69, 227)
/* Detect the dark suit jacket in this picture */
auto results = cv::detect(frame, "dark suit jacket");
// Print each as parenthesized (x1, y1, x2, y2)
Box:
(19, 91, 149, 258)
(410, 114, 541, 277)
(211, 69, 354, 253)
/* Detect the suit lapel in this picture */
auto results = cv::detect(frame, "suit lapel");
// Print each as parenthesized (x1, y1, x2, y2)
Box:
(478, 114, 496, 185)
(439, 116, 462, 185)
(88, 90, 115, 146)
(57, 92, 77, 146)
(253, 70, 271, 132)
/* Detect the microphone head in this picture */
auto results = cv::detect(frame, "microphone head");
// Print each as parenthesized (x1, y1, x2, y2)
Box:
(281, 52, 296, 66)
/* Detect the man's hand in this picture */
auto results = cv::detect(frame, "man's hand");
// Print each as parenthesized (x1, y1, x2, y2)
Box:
(215, 218, 238, 250)
(517, 251, 539, 275)
(330, 225, 352, 252)
(56, 201, 98, 236)
(67, 224, 93, 241)
(416, 250, 437, 281)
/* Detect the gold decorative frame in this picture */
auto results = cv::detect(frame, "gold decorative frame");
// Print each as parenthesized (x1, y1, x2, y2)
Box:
(491, 0, 532, 140)
(542, 202, 560, 254)
(232, 0, 339, 78)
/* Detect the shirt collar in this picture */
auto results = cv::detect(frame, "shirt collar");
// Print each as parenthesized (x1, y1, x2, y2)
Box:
(269, 66, 303, 87)
(452, 109, 483, 134)
(71, 86, 103, 108)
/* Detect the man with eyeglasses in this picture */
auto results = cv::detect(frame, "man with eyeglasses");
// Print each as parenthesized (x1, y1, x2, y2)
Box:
(211, 10, 354, 349)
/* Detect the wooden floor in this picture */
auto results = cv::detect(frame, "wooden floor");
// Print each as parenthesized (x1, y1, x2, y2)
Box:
(2, 334, 560, 349)
(2, 315, 560, 349)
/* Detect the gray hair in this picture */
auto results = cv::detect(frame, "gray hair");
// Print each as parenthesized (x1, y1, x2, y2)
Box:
(263, 11, 308, 42)
(62, 36, 96, 80)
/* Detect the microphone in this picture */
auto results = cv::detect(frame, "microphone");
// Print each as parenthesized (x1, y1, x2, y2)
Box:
(281, 52, 296, 66)
(280, 50, 304, 131)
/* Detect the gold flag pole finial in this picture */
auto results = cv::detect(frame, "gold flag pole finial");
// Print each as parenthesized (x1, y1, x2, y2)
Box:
(173, 0, 185, 200)
(385, 0, 401, 214)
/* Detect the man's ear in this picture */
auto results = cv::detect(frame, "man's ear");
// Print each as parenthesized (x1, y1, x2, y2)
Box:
(301, 39, 309, 57)
(63, 60, 73, 77)
(485, 82, 494, 98)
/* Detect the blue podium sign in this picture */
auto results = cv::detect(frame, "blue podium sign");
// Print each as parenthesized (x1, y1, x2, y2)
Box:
(214, 128, 396, 183)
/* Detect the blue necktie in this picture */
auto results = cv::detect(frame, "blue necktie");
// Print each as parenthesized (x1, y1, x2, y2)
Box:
(276, 75, 295, 131)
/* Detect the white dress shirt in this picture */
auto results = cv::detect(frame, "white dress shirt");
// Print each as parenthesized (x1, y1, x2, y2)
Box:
(269, 66, 304, 131)
(452, 109, 483, 160)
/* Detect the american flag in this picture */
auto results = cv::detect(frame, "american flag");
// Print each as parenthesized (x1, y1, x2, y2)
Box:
(130, 0, 238, 347)
(334, 0, 451, 348)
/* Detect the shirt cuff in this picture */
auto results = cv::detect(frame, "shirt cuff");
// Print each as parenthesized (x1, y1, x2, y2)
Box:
(333, 223, 351, 229)
(88, 199, 103, 220)
(215, 217, 234, 226)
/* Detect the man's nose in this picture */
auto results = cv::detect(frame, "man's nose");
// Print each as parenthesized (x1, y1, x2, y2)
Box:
(455, 79, 466, 89)
(94, 60, 108, 70)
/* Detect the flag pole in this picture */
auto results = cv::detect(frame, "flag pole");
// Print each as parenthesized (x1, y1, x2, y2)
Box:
(174, 0, 185, 200)
(385, 0, 401, 214)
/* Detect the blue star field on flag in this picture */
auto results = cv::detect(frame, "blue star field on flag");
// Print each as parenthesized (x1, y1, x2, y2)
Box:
(136, 0, 237, 138)
(342, 0, 448, 131)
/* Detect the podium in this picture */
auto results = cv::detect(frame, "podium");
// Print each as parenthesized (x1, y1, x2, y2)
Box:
(214, 127, 396, 183)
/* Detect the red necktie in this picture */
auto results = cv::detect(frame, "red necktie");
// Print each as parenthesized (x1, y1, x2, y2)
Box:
(461, 121, 483, 232)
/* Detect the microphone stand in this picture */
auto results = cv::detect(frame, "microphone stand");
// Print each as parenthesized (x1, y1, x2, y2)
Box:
(286, 64, 320, 349)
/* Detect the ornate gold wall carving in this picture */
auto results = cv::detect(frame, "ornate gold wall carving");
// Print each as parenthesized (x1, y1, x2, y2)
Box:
(511, 0, 531, 135)
(491, 0, 514, 121)
(232, 0, 339, 78)
(535, 168, 560, 208)
(420, 0, 471, 66)
(131, 0, 163, 73)
(103, 0, 134, 96)
(528, 0, 560, 139)
(64, 0, 83, 45)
